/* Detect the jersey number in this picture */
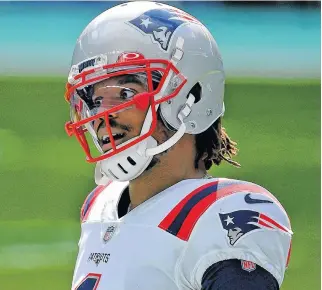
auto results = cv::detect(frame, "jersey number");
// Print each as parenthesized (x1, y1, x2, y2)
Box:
(75, 273, 101, 290)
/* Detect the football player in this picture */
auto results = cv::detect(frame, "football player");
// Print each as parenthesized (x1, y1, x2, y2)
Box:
(65, 2, 293, 289)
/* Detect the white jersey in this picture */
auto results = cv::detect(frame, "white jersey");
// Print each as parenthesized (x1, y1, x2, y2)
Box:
(71, 178, 292, 290)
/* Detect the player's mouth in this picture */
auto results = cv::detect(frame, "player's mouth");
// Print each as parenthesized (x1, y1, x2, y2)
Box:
(100, 132, 126, 152)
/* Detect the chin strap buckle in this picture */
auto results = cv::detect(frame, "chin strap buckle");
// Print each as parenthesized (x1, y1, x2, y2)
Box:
(179, 93, 195, 119)
(145, 94, 195, 157)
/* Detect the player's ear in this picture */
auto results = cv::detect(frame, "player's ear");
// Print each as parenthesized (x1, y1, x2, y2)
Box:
(150, 118, 170, 144)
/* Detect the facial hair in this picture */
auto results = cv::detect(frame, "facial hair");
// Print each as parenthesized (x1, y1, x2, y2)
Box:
(144, 125, 173, 172)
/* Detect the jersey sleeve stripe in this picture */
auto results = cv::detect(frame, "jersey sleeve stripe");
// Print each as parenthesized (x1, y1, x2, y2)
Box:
(162, 183, 219, 236)
(159, 181, 290, 241)
(258, 219, 274, 229)
(158, 180, 219, 231)
(286, 242, 292, 268)
(81, 181, 112, 222)
(259, 213, 292, 234)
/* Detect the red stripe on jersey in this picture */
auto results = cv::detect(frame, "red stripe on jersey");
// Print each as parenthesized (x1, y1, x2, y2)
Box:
(158, 180, 219, 231)
(159, 180, 291, 241)
(259, 213, 289, 233)
(176, 183, 273, 240)
(258, 219, 274, 229)
(286, 242, 292, 267)
(81, 181, 112, 222)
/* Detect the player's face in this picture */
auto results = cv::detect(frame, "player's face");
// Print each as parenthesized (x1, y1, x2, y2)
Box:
(92, 76, 149, 153)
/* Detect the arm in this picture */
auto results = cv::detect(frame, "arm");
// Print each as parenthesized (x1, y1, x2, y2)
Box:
(201, 259, 279, 290)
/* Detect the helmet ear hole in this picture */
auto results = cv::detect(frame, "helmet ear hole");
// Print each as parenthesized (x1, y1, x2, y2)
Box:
(188, 83, 202, 104)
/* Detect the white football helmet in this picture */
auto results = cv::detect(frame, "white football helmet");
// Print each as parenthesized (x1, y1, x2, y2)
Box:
(65, 1, 225, 183)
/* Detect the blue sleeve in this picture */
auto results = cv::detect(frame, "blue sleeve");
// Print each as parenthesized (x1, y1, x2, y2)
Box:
(201, 259, 279, 290)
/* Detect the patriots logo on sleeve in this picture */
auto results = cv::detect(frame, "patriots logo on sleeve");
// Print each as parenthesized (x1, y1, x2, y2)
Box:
(128, 8, 199, 51)
(219, 210, 292, 246)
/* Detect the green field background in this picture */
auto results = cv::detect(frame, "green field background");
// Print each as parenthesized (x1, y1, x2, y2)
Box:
(0, 77, 320, 289)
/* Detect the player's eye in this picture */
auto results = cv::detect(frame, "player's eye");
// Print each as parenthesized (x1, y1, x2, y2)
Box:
(93, 96, 103, 107)
(120, 88, 136, 100)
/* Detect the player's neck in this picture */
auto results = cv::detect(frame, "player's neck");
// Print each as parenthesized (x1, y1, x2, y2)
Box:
(128, 170, 206, 211)
(128, 150, 207, 210)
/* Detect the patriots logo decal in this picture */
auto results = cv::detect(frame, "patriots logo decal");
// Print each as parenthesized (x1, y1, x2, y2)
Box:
(129, 8, 199, 51)
(219, 210, 292, 246)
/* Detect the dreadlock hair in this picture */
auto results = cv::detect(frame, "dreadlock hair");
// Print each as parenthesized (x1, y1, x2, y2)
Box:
(185, 81, 240, 170)
(194, 117, 240, 170)
(156, 81, 240, 170)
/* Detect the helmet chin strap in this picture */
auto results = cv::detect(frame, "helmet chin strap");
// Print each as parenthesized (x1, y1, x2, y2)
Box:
(137, 36, 190, 157)
(145, 93, 195, 156)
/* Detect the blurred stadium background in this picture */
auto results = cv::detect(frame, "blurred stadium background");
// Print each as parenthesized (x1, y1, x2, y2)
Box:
(0, 1, 320, 289)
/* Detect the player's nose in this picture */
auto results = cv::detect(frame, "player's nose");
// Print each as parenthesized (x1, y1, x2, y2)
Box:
(93, 113, 118, 133)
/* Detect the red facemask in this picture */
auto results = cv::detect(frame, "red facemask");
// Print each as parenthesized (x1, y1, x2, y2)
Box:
(65, 53, 186, 162)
